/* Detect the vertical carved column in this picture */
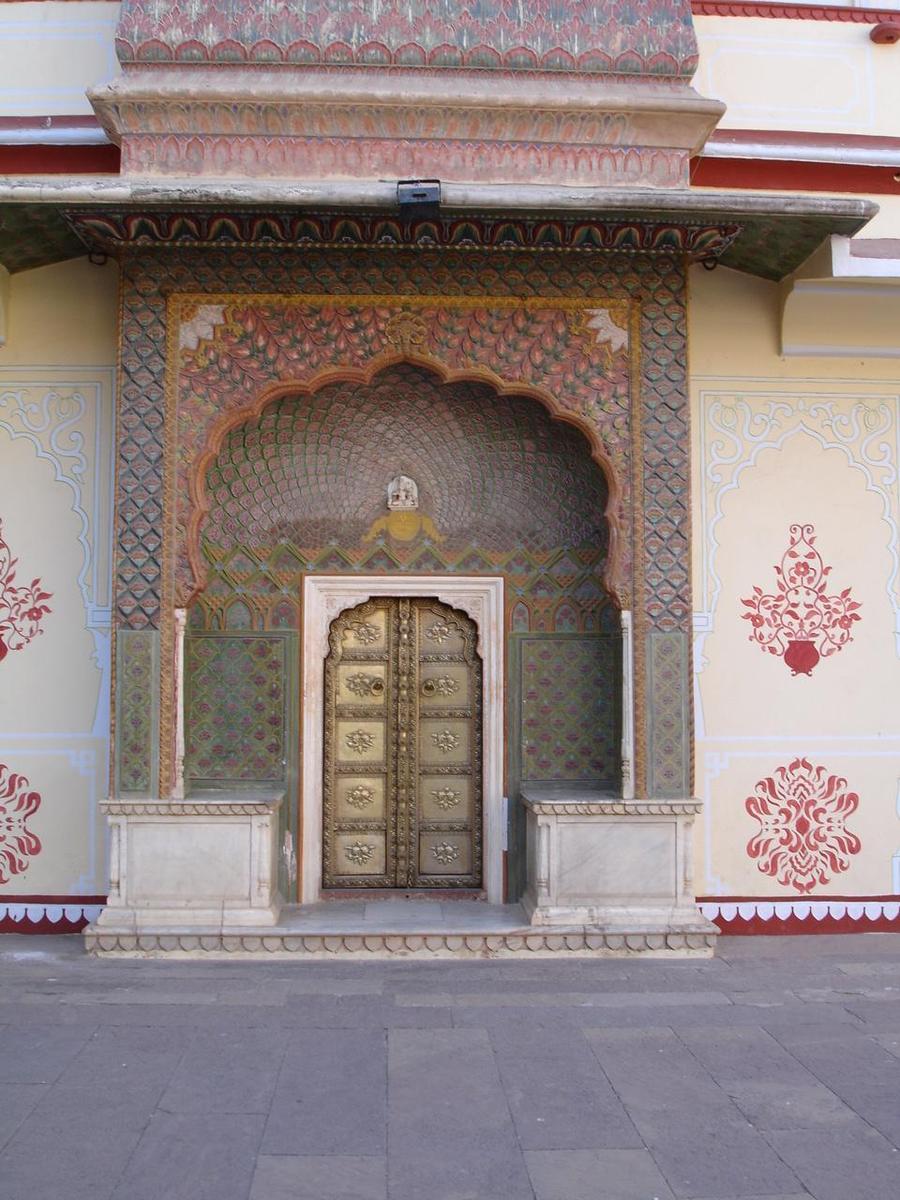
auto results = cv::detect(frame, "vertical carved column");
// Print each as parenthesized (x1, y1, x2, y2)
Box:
(620, 609, 635, 800)
(171, 607, 187, 799)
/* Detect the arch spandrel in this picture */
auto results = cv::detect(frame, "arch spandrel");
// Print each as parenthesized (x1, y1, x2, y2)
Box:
(168, 294, 639, 610)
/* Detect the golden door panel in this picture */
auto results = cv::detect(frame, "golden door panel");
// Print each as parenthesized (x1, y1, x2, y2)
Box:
(322, 596, 482, 889)
(334, 776, 386, 821)
(419, 775, 473, 822)
(336, 720, 385, 764)
(419, 663, 471, 707)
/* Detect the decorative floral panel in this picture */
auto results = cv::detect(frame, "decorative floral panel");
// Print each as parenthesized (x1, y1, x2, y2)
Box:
(0, 762, 41, 884)
(746, 758, 861, 894)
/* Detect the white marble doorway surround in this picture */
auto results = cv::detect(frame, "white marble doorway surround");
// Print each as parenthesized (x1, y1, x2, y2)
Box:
(301, 576, 505, 905)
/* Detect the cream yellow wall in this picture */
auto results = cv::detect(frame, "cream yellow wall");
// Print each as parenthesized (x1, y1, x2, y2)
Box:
(0, 2, 120, 117)
(695, 15, 900, 137)
(0, 257, 118, 896)
(689, 262, 900, 900)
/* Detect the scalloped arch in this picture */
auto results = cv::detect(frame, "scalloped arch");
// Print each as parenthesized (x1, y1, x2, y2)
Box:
(185, 351, 625, 609)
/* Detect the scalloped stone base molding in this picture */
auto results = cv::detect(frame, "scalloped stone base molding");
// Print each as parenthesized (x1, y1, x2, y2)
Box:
(84, 918, 716, 960)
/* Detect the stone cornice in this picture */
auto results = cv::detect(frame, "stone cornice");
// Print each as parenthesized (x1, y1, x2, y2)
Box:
(521, 798, 703, 816)
(102, 792, 284, 817)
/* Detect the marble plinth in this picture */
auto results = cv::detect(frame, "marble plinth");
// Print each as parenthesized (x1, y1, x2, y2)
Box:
(92, 790, 286, 931)
(520, 784, 716, 940)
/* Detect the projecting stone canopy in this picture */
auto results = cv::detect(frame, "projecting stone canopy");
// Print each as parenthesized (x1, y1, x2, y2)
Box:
(90, 0, 726, 187)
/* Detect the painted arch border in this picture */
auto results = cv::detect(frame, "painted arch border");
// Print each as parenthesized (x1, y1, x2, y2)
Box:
(160, 290, 643, 799)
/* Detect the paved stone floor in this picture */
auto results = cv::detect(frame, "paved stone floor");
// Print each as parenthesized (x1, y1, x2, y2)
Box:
(0, 933, 899, 1200)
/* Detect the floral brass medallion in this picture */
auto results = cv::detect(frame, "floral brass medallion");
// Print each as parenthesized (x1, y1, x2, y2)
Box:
(425, 620, 453, 644)
(345, 729, 376, 754)
(431, 729, 460, 754)
(422, 674, 459, 697)
(432, 786, 461, 810)
(345, 672, 383, 697)
(346, 784, 376, 810)
(344, 841, 376, 866)
(350, 621, 380, 645)
(323, 597, 482, 889)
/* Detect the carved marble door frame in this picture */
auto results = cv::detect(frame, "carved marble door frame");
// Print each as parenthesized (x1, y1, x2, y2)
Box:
(302, 576, 505, 904)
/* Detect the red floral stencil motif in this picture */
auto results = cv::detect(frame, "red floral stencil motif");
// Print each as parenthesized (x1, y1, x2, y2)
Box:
(741, 523, 861, 676)
(746, 758, 860, 894)
(0, 763, 41, 883)
(0, 519, 52, 663)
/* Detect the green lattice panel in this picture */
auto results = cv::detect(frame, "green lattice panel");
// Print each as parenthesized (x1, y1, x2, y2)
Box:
(519, 635, 621, 784)
(185, 634, 287, 782)
(115, 629, 159, 794)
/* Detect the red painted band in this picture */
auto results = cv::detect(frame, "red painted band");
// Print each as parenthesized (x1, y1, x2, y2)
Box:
(0, 145, 120, 174)
(692, 156, 900, 193)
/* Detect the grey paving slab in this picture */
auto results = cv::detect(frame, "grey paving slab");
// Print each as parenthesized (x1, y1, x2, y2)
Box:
(262, 1028, 386, 1156)
(0, 1082, 159, 1200)
(870, 1031, 900, 1058)
(396, 990, 730, 1008)
(0, 1021, 96, 1083)
(768, 1028, 900, 1146)
(56, 1023, 193, 1090)
(1, 932, 900, 1200)
(677, 1027, 859, 1130)
(110, 1112, 265, 1200)
(158, 1026, 288, 1114)
(0, 1084, 47, 1152)
(763, 1127, 900, 1200)
(842, 999, 900, 1029)
(585, 1029, 804, 1197)
(643, 1127, 805, 1200)
(250, 1154, 387, 1200)
(489, 1024, 642, 1150)
(388, 1027, 534, 1200)
(525, 1148, 676, 1200)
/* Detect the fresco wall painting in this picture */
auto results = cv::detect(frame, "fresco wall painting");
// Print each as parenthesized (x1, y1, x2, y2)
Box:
(693, 383, 900, 933)
(0, 367, 115, 932)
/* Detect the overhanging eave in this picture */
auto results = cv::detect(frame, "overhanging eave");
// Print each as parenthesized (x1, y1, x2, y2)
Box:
(0, 178, 877, 282)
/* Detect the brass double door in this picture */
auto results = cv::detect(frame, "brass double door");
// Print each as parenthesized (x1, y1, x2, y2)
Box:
(322, 597, 483, 889)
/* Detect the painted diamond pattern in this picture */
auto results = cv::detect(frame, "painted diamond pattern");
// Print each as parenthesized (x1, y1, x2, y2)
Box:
(521, 637, 619, 782)
(185, 635, 285, 780)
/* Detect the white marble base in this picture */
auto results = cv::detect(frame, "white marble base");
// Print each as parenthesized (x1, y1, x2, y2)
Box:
(93, 790, 285, 930)
(520, 784, 716, 938)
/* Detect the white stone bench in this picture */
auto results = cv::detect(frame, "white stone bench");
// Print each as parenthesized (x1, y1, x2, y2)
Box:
(93, 790, 286, 931)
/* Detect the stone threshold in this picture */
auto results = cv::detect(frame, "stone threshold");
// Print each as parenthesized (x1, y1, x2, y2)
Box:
(84, 900, 717, 960)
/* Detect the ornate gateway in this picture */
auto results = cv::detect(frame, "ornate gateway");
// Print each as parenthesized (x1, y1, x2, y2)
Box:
(322, 598, 482, 889)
